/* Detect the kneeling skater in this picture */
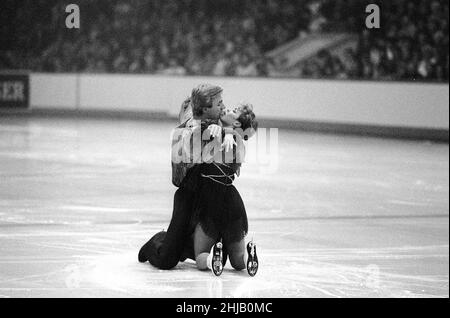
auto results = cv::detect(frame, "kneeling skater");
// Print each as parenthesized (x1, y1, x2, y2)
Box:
(191, 103, 259, 276)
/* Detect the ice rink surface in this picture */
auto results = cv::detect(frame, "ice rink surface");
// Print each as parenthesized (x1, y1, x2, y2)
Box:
(0, 117, 448, 298)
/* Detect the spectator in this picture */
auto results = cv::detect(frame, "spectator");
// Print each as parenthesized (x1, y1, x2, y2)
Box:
(0, 0, 447, 82)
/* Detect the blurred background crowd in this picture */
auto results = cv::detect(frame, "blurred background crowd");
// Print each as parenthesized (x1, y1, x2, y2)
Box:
(1, 0, 448, 81)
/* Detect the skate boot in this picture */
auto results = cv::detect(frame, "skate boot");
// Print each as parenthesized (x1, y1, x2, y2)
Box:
(138, 230, 165, 263)
(210, 241, 224, 276)
(246, 241, 258, 277)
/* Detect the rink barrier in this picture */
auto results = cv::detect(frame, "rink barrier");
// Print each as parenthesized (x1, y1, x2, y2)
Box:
(258, 118, 449, 142)
(6, 72, 449, 141)
(4, 108, 447, 142)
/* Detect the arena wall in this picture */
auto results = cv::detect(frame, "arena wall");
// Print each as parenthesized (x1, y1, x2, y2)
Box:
(31, 73, 79, 110)
(29, 73, 449, 139)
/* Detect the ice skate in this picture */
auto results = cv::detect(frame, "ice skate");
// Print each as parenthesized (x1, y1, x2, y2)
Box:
(246, 241, 258, 277)
(210, 241, 224, 276)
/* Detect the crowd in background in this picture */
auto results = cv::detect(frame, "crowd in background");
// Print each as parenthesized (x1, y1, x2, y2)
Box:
(300, 0, 449, 81)
(0, 0, 448, 81)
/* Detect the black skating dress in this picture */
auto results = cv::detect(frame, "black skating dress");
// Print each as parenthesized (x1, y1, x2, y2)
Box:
(191, 161, 248, 244)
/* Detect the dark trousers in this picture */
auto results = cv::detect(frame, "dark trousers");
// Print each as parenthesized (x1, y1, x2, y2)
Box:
(147, 187, 195, 269)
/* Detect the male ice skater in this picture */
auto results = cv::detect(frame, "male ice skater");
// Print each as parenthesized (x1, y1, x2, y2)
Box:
(138, 84, 227, 269)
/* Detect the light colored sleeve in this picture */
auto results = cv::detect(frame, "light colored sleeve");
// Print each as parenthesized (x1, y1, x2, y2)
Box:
(178, 97, 193, 124)
(234, 134, 246, 164)
(179, 121, 204, 165)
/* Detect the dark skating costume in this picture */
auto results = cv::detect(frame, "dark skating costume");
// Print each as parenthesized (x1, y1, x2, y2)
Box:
(138, 165, 199, 269)
(191, 162, 248, 245)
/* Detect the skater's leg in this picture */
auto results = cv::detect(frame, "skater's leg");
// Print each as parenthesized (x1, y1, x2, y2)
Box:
(225, 237, 259, 276)
(225, 238, 246, 271)
(194, 223, 216, 270)
(156, 188, 194, 269)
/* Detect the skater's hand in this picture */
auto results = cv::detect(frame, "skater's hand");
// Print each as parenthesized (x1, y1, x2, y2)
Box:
(207, 124, 222, 139)
(222, 133, 236, 152)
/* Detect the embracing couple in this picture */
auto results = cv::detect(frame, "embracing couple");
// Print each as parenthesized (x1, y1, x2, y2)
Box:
(138, 83, 259, 277)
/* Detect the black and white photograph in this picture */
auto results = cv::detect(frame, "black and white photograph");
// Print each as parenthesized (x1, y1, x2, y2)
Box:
(0, 0, 448, 302)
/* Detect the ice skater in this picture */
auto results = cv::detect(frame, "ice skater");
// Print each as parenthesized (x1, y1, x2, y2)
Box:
(190, 103, 259, 277)
(138, 84, 226, 269)
(138, 84, 259, 276)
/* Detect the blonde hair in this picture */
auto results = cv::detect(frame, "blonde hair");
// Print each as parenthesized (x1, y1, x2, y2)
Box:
(191, 84, 223, 117)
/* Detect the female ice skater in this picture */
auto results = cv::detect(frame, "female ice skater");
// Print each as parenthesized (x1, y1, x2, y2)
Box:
(190, 103, 259, 277)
